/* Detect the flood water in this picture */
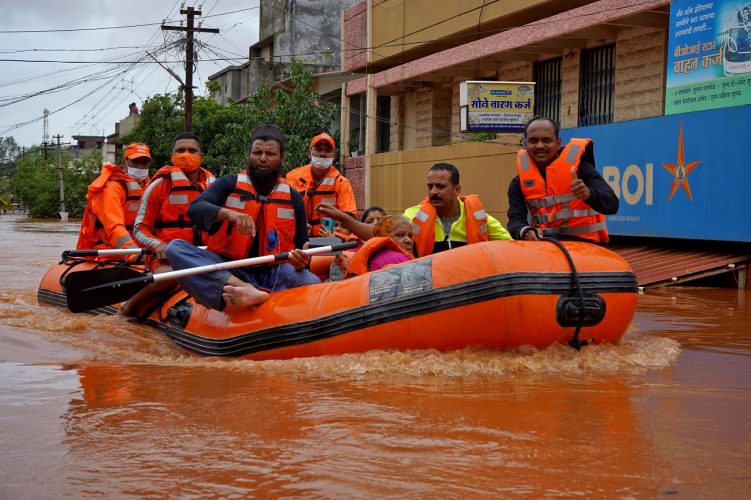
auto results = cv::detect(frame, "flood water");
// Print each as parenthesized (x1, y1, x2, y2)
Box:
(1, 214, 749, 497)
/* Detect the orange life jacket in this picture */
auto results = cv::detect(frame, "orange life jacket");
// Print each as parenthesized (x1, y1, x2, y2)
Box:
(286, 165, 348, 235)
(206, 173, 297, 260)
(411, 195, 489, 257)
(345, 236, 413, 277)
(76, 164, 144, 250)
(149, 165, 215, 245)
(517, 138, 608, 243)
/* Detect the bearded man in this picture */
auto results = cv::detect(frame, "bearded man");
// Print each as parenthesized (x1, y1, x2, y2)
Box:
(166, 124, 319, 311)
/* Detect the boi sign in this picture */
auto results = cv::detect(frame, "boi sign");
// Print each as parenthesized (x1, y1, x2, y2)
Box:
(560, 106, 748, 243)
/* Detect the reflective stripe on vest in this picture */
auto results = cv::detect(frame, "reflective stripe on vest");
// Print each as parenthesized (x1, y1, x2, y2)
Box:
(543, 220, 608, 236)
(206, 173, 297, 260)
(516, 138, 608, 243)
(148, 166, 213, 245)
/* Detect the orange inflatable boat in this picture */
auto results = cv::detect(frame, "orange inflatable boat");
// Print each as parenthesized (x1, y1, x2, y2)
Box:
(37, 241, 638, 360)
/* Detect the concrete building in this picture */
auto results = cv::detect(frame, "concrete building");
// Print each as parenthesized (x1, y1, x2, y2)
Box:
(339, 0, 751, 288)
(103, 113, 140, 164)
(209, 0, 361, 104)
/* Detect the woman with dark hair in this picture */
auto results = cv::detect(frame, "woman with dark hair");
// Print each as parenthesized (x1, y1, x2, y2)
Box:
(360, 206, 386, 225)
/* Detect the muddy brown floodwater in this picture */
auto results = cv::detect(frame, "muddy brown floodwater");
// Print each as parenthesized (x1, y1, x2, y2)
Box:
(0, 214, 749, 497)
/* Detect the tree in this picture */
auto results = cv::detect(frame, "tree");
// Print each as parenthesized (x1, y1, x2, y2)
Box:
(122, 60, 340, 177)
(9, 149, 100, 218)
(0, 136, 21, 179)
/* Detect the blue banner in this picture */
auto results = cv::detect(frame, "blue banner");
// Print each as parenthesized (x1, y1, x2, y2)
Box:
(560, 106, 750, 242)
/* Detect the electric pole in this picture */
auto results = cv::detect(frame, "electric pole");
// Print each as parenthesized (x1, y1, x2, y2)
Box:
(162, 7, 219, 132)
(53, 134, 67, 222)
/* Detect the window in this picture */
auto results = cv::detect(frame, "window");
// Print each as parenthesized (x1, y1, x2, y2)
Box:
(579, 44, 615, 126)
(348, 95, 391, 154)
(533, 57, 562, 124)
(376, 96, 391, 153)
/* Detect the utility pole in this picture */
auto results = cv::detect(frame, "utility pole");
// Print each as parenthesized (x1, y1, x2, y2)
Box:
(53, 134, 67, 222)
(162, 8, 219, 131)
(42, 108, 49, 159)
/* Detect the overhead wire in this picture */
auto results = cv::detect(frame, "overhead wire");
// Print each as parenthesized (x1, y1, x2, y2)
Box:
(1, 0, 660, 143)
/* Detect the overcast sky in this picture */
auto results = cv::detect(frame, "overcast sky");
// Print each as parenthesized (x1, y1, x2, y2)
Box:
(0, 0, 260, 148)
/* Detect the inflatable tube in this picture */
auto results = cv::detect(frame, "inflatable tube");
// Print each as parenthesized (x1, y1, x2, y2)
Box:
(38, 241, 638, 360)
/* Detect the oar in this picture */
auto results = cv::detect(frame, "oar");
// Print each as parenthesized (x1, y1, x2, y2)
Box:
(64, 242, 358, 313)
(63, 246, 207, 259)
(63, 248, 152, 258)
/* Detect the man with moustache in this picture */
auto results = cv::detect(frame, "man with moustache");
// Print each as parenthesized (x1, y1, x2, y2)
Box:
(507, 116, 618, 243)
(403, 163, 511, 256)
(166, 124, 319, 311)
(317, 162, 511, 257)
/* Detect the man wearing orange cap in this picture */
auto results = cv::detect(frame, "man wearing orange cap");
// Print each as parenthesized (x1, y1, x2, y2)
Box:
(285, 132, 357, 236)
(76, 142, 152, 255)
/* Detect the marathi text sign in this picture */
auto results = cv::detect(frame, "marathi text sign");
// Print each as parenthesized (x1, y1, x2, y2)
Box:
(666, 0, 751, 114)
(459, 81, 534, 133)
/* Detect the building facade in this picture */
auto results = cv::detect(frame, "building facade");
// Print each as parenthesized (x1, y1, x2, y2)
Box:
(339, 0, 751, 287)
(209, 0, 361, 104)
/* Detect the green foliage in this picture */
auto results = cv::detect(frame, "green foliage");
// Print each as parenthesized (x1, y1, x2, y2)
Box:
(9, 149, 100, 218)
(468, 132, 498, 142)
(10, 154, 58, 217)
(65, 149, 103, 217)
(0, 136, 21, 179)
(122, 60, 340, 177)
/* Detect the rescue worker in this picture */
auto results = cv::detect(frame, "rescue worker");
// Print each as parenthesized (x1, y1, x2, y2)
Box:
(285, 132, 357, 236)
(121, 132, 215, 317)
(507, 116, 618, 242)
(316, 163, 511, 257)
(132, 132, 215, 264)
(403, 163, 511, 256)
(166, 124, 320, 311)
(76, 142, 152, 258)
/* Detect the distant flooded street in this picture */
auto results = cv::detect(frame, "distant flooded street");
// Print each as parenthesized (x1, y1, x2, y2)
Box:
(1, 214, 749, 497)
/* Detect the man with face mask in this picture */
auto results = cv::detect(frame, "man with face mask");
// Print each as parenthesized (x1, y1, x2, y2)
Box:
(120, 133, 216, 317)
(76, 142, 152, 257)
(165, 124, 320, 311)
(132, 132, 215, 267)
(285, 132, 357, 236)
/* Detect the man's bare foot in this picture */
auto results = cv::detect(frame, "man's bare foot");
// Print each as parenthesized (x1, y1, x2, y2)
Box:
(222, 284, 269, 309)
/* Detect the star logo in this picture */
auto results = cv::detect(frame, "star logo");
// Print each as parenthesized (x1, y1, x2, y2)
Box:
(662, 122, 701, 202)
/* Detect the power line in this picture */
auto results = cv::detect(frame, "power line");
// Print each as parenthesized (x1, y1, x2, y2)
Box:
(0, 6, 259, 34)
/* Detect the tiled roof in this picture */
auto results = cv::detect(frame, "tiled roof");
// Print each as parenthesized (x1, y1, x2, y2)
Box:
(609, 240, 751, 287)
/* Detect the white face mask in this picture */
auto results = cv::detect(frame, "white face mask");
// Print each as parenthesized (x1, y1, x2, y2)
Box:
(311, 156, 334, 169)
(128, 166, 149, 182)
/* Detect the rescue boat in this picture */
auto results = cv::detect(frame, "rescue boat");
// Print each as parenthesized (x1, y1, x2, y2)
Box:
(37, 241, 638, 360)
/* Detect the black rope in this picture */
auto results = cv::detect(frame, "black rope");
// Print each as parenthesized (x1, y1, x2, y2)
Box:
(541, 236, 589, 350)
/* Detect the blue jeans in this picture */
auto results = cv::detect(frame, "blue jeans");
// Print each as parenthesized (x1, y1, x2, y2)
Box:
(166, 240, 321, 311)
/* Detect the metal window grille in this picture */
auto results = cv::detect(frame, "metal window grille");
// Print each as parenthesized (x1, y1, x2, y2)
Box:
(533, 57, 562, 124)
(579, 44, 614, 126)
(376, 96, 391, 153)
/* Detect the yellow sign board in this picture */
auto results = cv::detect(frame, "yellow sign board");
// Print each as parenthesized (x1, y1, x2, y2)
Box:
(459, 81, 535, 132)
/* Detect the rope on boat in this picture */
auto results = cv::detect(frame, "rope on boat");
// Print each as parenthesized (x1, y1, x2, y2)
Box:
(541, 236, 589, 351)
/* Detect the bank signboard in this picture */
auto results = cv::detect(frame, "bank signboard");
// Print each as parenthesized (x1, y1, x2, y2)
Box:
(560, 106, 750, 242)
(459, 81, 535, 133)
(666, 0, 751, 114)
